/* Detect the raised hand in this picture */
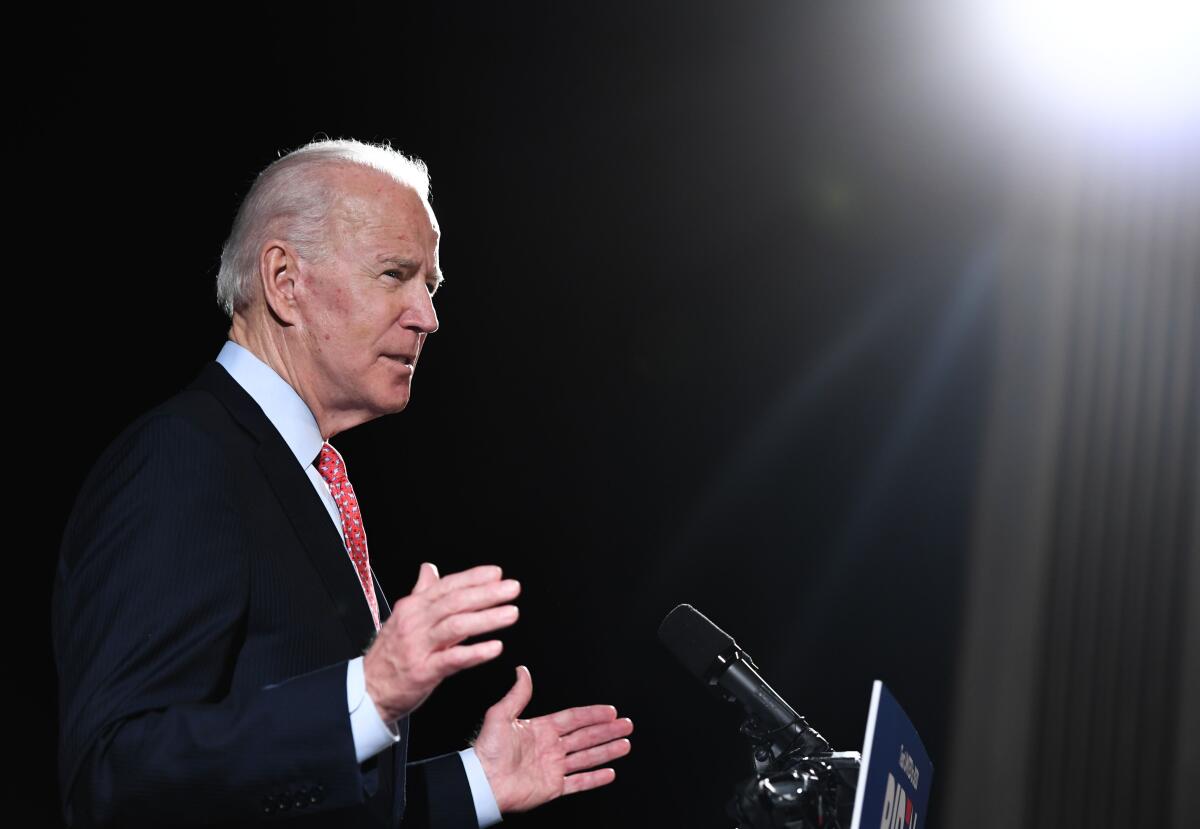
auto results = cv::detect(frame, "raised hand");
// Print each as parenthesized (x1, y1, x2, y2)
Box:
(472, 665, 633, 814)
(363, 563, 520, 723)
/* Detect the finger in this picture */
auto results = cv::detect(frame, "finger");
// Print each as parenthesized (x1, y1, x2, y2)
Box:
(547, 704, 619, 734)
(488, 665, 533, 722)
(559, 718, 634, 753)
(431, 579, 521, 617)
(565, 738, 632, 774)
(424, 565, 504, 600)
(412, 562, 440, 594)
(429, 604, 520, 647)
(428, 639, 504, 677)
(562, 768, 616, 796)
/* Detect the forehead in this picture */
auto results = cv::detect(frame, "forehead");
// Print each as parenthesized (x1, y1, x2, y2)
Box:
(330, 167, 440, 250)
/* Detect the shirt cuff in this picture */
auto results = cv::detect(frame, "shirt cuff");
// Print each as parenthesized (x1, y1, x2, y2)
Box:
(346, 655, 401, 764)
(459, 747, 503, 827)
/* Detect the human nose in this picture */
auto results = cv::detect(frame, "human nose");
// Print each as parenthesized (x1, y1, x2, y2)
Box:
(406, 283, 439, 335)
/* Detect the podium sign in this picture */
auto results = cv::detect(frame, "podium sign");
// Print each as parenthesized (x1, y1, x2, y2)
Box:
(849, 681, 933, 829)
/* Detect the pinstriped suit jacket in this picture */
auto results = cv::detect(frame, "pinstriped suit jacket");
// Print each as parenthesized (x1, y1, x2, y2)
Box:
(53, 360, 476, 828)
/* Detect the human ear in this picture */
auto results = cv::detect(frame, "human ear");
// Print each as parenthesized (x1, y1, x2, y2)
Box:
(258, 240, 303, 325)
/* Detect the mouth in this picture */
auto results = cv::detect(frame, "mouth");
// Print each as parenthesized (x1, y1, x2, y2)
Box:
(384, 354, 416, 368)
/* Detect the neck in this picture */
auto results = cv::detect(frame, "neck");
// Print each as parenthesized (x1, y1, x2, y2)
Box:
(227, 313, 362, 440)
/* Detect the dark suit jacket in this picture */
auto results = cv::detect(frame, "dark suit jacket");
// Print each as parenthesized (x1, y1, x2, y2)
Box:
(52, 360, 479, 828)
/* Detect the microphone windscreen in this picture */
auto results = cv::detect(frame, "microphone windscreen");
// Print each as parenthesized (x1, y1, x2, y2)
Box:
(657, 603, 738, 680)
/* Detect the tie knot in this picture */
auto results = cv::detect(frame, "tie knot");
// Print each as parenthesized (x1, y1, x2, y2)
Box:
(316, 442, 348, 486)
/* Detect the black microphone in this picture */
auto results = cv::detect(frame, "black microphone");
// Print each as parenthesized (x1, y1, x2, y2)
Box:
(657, 603, 830, 764)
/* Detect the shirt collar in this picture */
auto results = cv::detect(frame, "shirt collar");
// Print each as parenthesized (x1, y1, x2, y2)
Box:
(215, 340, 325, 467)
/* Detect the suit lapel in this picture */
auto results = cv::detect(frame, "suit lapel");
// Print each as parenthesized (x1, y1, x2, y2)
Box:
(186, 360, 380, 652)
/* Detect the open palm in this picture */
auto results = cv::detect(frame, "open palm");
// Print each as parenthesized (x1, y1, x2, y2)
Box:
(471, 666, 634, 814)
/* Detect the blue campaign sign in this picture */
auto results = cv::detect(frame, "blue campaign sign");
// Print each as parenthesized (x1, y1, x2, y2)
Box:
(849, 681, 934, 829)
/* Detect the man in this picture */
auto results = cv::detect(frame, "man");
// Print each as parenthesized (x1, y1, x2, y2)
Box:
(52, 139, 633, 828)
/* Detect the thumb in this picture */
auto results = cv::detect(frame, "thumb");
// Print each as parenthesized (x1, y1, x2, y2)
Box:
(491, 665, 533, 721)
(412, 562, 440, 594)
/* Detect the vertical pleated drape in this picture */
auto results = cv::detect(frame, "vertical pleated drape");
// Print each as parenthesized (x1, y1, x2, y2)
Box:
(946, 148, 1199, 828)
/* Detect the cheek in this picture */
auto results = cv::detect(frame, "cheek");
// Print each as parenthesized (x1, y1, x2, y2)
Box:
(311, 287, 363, 346)
(324, 288, 343, 341)
(302, 278, 385, 360)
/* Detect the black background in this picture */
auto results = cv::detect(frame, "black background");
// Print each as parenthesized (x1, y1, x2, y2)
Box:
(30, 4, 1006, 826)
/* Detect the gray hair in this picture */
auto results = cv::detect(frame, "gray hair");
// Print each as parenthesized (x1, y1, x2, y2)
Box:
(215, 138, 431, 320)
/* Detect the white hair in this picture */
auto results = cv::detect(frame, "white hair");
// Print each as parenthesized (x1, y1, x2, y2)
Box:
(215, 138, 431, 320)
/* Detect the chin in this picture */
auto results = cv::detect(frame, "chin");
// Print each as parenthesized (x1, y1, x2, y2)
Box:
(383, 392, 412, 414)
(371, 379, 412, 416)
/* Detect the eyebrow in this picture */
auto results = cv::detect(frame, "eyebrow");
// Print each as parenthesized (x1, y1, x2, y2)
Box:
(376, 255, 445, 287)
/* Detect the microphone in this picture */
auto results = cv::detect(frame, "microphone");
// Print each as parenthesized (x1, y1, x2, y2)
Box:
(657, 603, 830, 765)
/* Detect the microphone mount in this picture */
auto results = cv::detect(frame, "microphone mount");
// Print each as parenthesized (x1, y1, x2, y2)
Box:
(705, 648, 831, 775)
(658, 604, 860, 829)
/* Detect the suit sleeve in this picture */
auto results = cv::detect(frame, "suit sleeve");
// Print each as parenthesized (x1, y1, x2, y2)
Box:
(52, 414, 369, 827)
(404, 753, 481, 829)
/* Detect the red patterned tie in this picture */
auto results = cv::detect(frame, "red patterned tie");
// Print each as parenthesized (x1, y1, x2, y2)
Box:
(316, 442, 381, 631)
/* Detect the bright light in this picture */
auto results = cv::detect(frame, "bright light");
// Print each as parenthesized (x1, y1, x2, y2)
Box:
(968, 0, 1200, 143)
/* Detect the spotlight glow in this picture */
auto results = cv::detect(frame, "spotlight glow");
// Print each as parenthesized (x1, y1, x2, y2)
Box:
(969, 0, 1200, 141)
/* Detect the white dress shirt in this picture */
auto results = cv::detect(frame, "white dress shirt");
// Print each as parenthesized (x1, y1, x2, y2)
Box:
(216, 339, 502, 827)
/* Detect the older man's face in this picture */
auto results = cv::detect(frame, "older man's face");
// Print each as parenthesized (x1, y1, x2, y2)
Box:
(294, 169, 441, 426)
